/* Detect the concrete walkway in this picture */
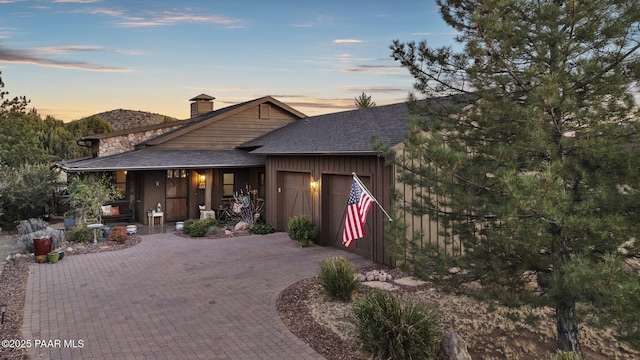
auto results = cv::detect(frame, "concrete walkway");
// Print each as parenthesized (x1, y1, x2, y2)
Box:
(23, 232, 373, 359)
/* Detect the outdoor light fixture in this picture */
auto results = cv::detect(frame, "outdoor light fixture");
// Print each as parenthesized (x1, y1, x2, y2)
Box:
(310, 179, 319, 192)
(0, 302, 7, 324)
(198, 174, 206, 189)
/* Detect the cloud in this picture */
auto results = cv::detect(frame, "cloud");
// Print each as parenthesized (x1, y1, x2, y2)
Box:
(286, 98, 355, 110)
(343, 64, 401, 73)
(342, 87, 408, 93)
(334, 39, 363, 44)
(87, 8, 125, 17)
(0, 46, 132, 72)
(52, 0, 102, 3)
(84, 7, 244, 28)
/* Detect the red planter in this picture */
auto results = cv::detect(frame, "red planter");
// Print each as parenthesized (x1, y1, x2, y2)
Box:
(34, 236, 52, 263)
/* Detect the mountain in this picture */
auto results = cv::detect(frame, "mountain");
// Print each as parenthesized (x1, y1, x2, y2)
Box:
(86, 109, 179, 131)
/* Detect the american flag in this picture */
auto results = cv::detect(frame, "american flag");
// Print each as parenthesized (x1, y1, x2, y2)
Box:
(343, 177, 373, 248)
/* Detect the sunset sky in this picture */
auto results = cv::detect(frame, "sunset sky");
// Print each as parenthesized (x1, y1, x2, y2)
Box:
(0, 0, 456, 121)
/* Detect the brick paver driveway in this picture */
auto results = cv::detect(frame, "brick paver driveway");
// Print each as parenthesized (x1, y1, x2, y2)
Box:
(23, 232, 373, 359)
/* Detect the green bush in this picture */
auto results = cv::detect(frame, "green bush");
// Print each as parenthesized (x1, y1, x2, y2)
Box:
(318, 256, 361, 301)
(66, 225, 93, 243)
(249, 221, 275, 235)
(183, 218, 219, 237)
(0, 163, 59, 229)
(548, 351, 581, 360)
(352, 290, 442, 360)
(287, 215, 318, 241)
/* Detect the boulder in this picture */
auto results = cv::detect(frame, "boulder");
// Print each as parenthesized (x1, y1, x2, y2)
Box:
(440, 332, 472, 360)
(234, 221, 249, 231)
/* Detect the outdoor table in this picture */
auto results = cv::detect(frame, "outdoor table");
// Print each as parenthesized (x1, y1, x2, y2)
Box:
(148, 211, 164, 226)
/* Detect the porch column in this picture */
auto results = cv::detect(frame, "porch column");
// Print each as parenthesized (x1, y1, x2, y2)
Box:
(205, 169, 213, 211)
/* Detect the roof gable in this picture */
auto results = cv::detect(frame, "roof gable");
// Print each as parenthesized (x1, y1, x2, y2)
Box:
(142, 96, 306, 148)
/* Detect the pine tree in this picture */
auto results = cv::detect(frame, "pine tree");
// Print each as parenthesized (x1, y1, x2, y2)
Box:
(354, 92, 376, 109)
(383, 0, 640, 355)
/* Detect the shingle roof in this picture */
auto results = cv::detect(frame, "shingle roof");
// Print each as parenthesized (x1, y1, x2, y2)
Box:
(59, 149, 265, 172)
(243, 95, 471, 155)
(241, 101, 413, 155)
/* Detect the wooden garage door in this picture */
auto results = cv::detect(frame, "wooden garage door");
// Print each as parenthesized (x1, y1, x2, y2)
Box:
(277, 172, 312, 230)
(323, 174, 372, 258)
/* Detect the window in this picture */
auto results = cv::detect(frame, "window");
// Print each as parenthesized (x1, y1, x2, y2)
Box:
(223, 172, 235, 197)
(115, 171, 127, 196)
(166, 169, 187, 178)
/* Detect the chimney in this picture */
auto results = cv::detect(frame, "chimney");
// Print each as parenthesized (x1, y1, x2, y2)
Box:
(189, 94, 215, 118)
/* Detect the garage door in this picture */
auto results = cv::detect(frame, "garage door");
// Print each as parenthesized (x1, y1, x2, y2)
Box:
(322, 174, 372, 258)
(277, 171, 312, 230)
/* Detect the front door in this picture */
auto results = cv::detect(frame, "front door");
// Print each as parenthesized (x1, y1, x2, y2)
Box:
(166, 174, 188, 221)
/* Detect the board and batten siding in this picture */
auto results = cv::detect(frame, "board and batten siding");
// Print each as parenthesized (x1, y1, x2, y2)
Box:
(154, 105, 300, 150)
(263, 154, 395, 265)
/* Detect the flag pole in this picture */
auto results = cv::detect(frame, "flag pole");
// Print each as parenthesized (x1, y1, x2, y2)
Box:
(352, 172, 393, 222)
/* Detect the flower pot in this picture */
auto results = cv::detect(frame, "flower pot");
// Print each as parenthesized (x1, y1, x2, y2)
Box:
(103, 226, 111, 239)
(298, 238, 310, 247)
(64, 217, 76, 230)
(56, 250, 64, 260)
(34, 236, 53, 263)
(47, 251, 60, 263)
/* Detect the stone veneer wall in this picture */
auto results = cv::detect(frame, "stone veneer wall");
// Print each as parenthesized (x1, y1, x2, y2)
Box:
(98, 125, 184, 157)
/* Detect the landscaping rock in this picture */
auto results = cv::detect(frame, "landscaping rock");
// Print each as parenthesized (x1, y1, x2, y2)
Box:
(234, 221, 249, 231)
(394, 276, 428, 287)
(440, 332, 472, 360)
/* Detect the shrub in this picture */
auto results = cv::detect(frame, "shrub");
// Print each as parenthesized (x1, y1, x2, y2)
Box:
(249, 221, 275, 235)
(67, 175, 121, 224)
(318, 256, 360, 301)
(352, 290, 442, 360)
(184, 218, 218, 237)
(207, 226, 220, 236)
(287, 215, 318, 242)
(109, 226, 127, 243)
(17, 218, 49, 235)
(14, 225, 65, 253)
(66, 225, 93, 243)
(548, 351, 581, 360)
(0, 163, 59, 229)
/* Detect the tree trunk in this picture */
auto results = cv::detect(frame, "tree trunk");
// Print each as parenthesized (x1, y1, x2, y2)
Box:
(556, 301, 581, 356)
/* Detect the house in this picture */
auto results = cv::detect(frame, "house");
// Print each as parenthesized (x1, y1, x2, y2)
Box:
(59, 95, 306, 225)
(60, 93, 458, 266)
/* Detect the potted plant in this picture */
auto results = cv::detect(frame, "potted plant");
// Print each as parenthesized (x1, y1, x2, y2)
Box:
(287, 215, 318, 247)
(47, 251, 60, 263)
(63, 210, 77, 230)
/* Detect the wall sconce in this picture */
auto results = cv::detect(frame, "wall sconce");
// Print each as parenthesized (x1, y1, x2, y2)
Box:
(0, 302, 7, 324)
(198, 174, 206, 189)
(310, 179, 319, 192)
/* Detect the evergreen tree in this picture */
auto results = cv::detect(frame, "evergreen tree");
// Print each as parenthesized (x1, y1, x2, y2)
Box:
(382, 0, 640, 356)
(0, 71, 29, 115)
(354, 92, 376, 108)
